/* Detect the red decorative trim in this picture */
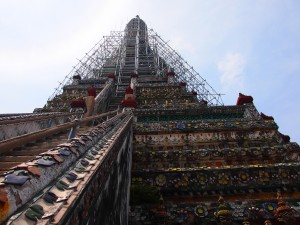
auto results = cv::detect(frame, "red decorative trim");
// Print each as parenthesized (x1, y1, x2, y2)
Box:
(167, 71, 175, 77)
(131, 72, 139, 78)
(274, 201, 295, 219)
(279, 132, 290, 143)
(88, 86, 96, 97)
(121, 97, 137, 108)
(70, 100, 86, 108)
(125, 86, 134, 94)
(107, 73, 116, 80)
(236, 93, 253, 105)
(260, 112, 274, 120)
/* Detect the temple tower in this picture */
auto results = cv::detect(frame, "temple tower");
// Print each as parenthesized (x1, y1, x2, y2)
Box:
(1, 16, 300, 225)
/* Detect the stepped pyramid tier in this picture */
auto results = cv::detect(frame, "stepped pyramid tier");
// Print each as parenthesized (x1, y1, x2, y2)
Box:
(0, 16, 300, 225)
(130, 79, 300, 224)
(43, 15, 223, 113)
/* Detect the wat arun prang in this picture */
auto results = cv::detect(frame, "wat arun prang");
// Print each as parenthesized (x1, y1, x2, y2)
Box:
(124, 16, 300, 225)
(0, 16, 299, 225)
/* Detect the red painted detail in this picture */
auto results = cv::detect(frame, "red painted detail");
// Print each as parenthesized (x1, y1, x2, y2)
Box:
(260, 112, 274, 120)
(88, 86, 96, 97)
(121, 97, 137, 108)
(0, 189, 9, 224)
(70, 99, 86, 108)
(236, 93, 253, 105)
(131, 72, 139, 78)
(273, 200, 296, 222)
(12, 164, 41, 177)
(107, 73, 116, 80)
(125, 86, 134, 94)
(167, 71, 175, 77)
(279, 132, 290, 143)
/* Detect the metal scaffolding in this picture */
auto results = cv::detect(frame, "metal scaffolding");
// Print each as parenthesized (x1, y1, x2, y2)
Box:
(49, 17, 223, 106)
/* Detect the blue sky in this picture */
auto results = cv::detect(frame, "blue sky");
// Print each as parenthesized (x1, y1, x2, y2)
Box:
(0, 0, 300, 142)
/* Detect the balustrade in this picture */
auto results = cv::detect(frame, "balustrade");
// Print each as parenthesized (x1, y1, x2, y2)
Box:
(94, 81, 116, 114)
(1, 112, 133, 224)
(0, 112, 83, 141)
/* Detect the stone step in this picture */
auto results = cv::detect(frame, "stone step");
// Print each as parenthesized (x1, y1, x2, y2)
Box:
(0, 126, 93, 174)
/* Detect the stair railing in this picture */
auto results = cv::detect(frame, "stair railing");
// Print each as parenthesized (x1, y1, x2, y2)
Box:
(0, 110, 118, 155)
(94, 80, 116, 114)
(0, 112, 84, 141)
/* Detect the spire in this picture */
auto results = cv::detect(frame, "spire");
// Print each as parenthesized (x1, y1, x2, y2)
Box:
(48, 16, 224, 106)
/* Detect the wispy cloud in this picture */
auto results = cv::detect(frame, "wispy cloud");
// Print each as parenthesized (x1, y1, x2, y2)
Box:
(218, 52, 245, 91)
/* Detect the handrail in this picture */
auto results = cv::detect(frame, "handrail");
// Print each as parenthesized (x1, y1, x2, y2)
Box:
(80, 109, 118, 125)
(0, 110, 119, 154)
(94, 81, 116, 114)
(0, 112, 83, 126)
(2, 112, 132, 225)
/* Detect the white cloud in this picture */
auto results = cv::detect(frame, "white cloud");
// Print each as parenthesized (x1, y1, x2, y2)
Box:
(218, 52, 245, 91)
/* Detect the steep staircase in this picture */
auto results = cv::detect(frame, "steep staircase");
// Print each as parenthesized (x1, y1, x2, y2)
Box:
(0, 126, 91, 175)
